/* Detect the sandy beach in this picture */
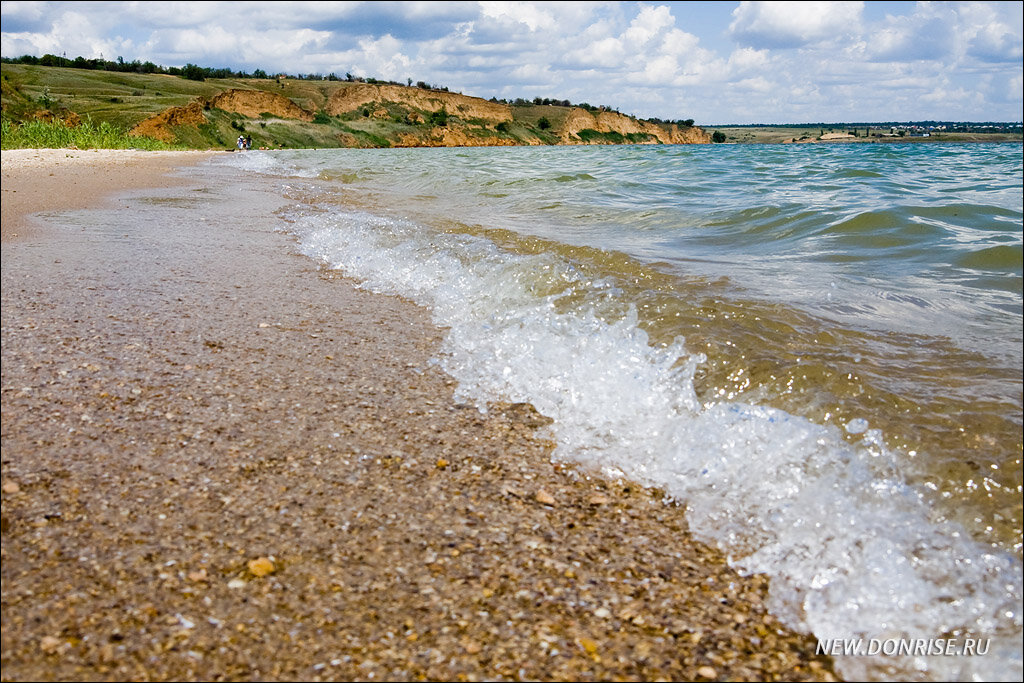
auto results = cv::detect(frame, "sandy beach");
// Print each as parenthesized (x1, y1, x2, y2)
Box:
(1, 148, 836, 681)
(1, 149, 215, 241)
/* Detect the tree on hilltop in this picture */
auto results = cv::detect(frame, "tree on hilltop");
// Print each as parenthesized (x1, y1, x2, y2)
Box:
(182, 63, 206, 81)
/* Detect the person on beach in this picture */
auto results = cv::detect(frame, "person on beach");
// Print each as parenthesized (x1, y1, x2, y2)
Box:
(245, 135, 252, 150)
(237, 135, 245, 151)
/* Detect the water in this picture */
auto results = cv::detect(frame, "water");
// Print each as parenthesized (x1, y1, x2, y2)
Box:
(217, 142, 1022, 681)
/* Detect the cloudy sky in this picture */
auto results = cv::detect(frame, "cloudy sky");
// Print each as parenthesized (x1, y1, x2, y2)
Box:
(2, 1, 1022, 124)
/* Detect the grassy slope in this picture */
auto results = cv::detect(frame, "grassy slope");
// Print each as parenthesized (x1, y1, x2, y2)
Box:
(192, 110, 351, 150)
(3, 64, 696, 149)
(1, 64, 549, 148)
(509, 104, 570, 144)
(3, 64, 217, 126)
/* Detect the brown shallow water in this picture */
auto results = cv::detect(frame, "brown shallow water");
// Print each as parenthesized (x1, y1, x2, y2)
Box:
(1, 151, 835, 681)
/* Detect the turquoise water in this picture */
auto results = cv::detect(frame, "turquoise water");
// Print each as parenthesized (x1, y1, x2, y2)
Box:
(220, 142, 1022, 681)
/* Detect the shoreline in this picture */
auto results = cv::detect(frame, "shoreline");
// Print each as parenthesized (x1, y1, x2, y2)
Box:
(1, 148, 836, 681)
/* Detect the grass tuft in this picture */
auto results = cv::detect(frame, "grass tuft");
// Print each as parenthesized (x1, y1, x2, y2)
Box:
(1, 116, 177, 150)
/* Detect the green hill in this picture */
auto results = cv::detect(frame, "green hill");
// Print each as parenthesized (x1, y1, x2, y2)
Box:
(1, 63, 709, 149)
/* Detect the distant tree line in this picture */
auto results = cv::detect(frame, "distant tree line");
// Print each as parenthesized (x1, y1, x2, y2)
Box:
(489, 96, 619, 114)
(647, 117, 695, 127)
(484, 97, 695, 127)
(0, 53, 459, 89)
(3, 53, 268, 80)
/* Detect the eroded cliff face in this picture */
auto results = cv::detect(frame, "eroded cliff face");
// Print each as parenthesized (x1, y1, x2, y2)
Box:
(128, 82, 708, 148)
(661, 123, 713, 144)
(392, 127, 519, 148)
(209, 89, 313, 121)
(129, 100, 208, 142)
(32, 109, 82, 127)
(327, 83, 513, 123)
(128, 89, 315, 142)
(560, 107, 711, 144)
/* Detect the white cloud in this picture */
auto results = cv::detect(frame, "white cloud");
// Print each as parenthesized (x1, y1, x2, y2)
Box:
(729, 1, 864, 49)
(624, 4, 674, 45)
(734, 75, 774, 93)
(860, 1, 1022, 65)
(150, 25, 331, 70)
(918, 81, 980, 109)
(118, 1, 233, 29)
(0, 8, 126, 59)
(1, 1, 1020, 124)
(569, 36, 626, 68)
(555, 5, 721, 93)
(508, 61, 554, 85)
(727, 46, 771, 75)
(1006, 73, 1023, 105)
(478, 1, 558, 32)
(0, 31, 51, 57)
(958, 0, 1024, 63)
(350, 34, 413, 80)
(863, 3, 957, 62)
(661, 27, 702, 57)
(641, 53, 679, 84)
(167, 26, 236, 57)
(1, 1, 48, 23)
(712, 1, 1022, 122)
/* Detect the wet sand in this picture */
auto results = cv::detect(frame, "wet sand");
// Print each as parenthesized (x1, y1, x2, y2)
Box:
(1, 148, 836, 681)
(1, 149, 214, 241)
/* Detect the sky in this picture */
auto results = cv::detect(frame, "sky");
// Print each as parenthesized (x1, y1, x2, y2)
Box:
(2, 1, 1022, 124)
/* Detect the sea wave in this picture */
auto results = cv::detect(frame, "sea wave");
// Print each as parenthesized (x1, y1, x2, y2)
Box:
(283, 203, 1022, 682)
(219, 146, 1023, 681)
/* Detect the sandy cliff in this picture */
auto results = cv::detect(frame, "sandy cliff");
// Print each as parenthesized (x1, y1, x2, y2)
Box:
(560, 107, 711, 144)
(327, 83, 513, 123)
(129, 100, 208, 142)
(129, 89, 315, 141)
(393, 127, 519, 148)
(127, 82, 707, 148)
(209, 89, 314, 121)
(663, 123, 712, 144)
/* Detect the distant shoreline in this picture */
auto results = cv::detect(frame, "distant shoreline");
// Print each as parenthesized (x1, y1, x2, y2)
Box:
(704, 126, 1021, 145)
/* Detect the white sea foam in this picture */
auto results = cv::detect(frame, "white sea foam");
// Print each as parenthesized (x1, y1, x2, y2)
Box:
(224, 149, 319, 177)
(285, 204, 1022, 682)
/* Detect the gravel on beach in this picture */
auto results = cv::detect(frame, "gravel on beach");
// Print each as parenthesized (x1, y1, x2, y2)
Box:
(1, 148, 836, 681)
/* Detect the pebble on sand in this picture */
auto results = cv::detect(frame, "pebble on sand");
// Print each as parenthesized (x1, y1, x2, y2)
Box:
(247, 557, 276, 577)
(39, 636, 62, 654)
(697, 665, 718, 679)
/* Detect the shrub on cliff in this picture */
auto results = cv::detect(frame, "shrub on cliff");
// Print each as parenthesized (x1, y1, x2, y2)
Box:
(429, 109, 449, 127)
